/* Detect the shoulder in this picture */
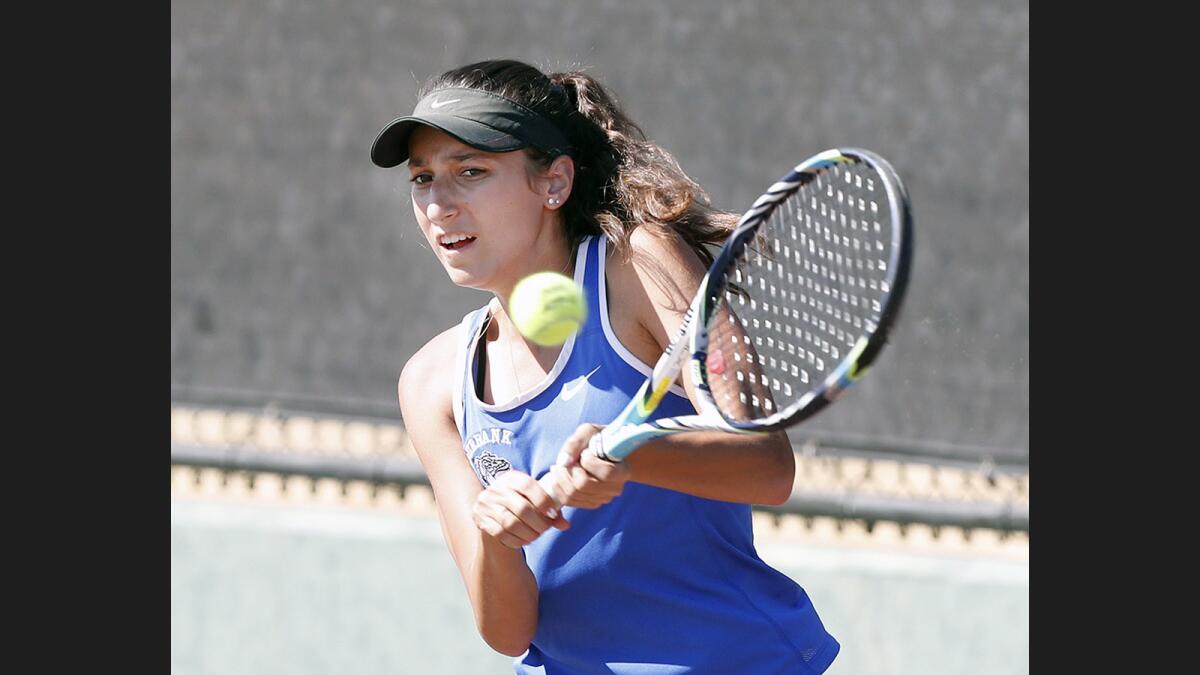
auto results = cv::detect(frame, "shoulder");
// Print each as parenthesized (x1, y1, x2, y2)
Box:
(610, 226, 708, 293)
(606, 226, 708, 343)
(396, 322, 484, 500)
(627, 225, 706, 272)
(398, 322, 466, 417)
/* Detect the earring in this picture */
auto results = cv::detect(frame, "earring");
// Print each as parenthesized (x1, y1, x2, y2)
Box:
(548, 198, 560, 206)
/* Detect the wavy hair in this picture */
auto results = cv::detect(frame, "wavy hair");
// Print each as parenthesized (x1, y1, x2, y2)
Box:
(419, 59, 738, 268)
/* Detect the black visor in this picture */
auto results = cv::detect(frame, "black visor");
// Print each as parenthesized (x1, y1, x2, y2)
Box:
(370, 87, 571, 167)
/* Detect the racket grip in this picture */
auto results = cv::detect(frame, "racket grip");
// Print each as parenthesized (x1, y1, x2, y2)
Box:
(537, 469, 566, 508)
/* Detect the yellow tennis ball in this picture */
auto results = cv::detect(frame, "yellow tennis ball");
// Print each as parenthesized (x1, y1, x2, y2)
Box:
(509, 272, 586, 347)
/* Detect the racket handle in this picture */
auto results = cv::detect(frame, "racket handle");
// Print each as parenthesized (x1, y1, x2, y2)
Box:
(536, 467, 566, 508)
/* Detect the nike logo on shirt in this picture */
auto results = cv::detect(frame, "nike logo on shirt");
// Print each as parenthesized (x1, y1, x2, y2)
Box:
(561, 366, 601, 401)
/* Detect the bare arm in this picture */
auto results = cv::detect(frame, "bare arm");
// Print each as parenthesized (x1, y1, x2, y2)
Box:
(398, 329, 565, 656)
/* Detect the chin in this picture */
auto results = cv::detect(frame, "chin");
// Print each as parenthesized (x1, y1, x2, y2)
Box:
(443, 265, 490, 291)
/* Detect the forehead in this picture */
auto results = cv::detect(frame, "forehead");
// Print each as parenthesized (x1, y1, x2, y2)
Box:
(408, 126, 501, 166)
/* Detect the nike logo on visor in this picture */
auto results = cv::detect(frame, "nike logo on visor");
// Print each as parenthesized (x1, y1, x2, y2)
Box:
(429, 98, 460, 109)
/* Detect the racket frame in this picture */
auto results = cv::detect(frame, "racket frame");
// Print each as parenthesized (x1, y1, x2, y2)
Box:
(567, 148, 912, 464)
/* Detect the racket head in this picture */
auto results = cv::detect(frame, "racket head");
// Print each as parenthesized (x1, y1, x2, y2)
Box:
(691, 148, 913, 431)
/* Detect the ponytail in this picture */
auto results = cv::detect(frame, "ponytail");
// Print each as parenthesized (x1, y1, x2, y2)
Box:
(423, 60, 737, 266)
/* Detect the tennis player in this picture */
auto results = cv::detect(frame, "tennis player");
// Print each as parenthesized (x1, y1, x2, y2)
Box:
(374, 59, 839, 673)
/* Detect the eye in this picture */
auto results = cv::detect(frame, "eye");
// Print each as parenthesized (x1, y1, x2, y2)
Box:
(410, 173, 432, 185)
(461, 167, 486, 178)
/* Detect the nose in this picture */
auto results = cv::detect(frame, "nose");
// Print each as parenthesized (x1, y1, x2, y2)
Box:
(422, 181, 460, 225)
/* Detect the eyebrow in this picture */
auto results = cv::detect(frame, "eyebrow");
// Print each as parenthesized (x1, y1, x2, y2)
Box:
(408, 151, 484, 168)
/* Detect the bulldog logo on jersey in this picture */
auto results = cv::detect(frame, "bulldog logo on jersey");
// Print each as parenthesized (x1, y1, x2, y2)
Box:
(465, 427, 517, 486)
(472, 450, 512, 486)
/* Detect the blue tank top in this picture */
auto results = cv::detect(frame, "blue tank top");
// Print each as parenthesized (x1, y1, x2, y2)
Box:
(452, 235, 840, 674)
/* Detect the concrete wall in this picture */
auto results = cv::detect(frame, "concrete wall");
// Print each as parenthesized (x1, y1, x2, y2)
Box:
(171, 0, 1028, 457)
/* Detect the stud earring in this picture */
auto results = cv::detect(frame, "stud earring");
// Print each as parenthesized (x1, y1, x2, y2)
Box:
(548, 198, 560, 206)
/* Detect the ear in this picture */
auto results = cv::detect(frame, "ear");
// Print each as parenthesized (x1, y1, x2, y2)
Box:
(544, 155, 575, 209)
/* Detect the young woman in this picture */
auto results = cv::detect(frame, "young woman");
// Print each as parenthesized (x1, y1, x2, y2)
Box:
(372, 59, 839, 674)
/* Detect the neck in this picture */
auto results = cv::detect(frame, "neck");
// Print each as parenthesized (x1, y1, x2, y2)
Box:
(491, 214, 575, 313)
(488, 228, 576, 356)
(485, 296, 567, 367)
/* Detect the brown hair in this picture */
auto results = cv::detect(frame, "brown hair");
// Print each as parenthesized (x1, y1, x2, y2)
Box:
(420, 59, 737, 268)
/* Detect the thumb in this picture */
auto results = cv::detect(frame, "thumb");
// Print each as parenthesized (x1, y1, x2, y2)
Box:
(556, 436, 585, 468)
(557, 424, 600, 467)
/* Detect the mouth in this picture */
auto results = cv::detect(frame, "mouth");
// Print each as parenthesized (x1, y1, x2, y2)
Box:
(438, 234, 477, 251)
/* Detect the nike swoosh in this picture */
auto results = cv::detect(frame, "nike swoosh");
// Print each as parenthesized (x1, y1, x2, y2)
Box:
(429, 98, 460, 109)
(561, 366, 601, 401)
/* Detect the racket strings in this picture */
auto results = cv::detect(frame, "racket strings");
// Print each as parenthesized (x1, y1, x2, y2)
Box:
(705, 160, 894, 423)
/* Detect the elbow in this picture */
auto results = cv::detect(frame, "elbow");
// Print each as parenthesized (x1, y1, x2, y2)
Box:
(480, 629, 533, 657)
(760, 479, 794, 506)
(467, 564, 539, 657)
(491, 641, 532, 658)
(476, 612, 535, 657)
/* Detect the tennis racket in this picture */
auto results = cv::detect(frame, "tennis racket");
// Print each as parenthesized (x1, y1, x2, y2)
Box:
(538, 147, 913, 504)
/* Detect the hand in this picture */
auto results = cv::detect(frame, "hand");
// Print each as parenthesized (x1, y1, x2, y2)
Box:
(544, 423, 632, 509)
(472, 470, 570, 548)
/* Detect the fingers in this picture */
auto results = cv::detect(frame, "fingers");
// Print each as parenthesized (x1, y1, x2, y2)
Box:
(497, 470, 571, 532)
(549, 457, 629, 509)
(470, 423, 628, 548)
(557, 423, 603, 467)
(473, 510, 541, 548)
(579, 448, 631, 484)
(473, 471, 570, 548)
(518, 470, 570, 531)
(544, 465, 587, 509)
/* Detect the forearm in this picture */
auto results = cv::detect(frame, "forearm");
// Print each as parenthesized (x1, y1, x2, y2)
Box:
(462, 532, 539, 655)
(434, 493, 540, 656)
(624, 430, 795, 505)
(399, 337, 541, 656)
